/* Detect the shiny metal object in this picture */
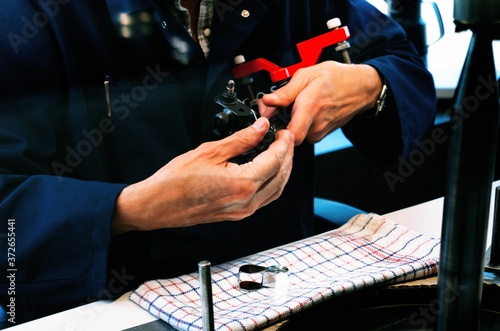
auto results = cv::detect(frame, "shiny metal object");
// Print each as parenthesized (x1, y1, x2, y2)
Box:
(198, 260, 214, 331)
(437, 31, 500, 330)
(237, 264, 289, 291)
(104, 75, 112, 117)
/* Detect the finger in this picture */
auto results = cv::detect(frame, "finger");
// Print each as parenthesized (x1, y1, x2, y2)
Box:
(261, 72, 309, 108)
(255, 130, 295, 207)
(276, 85, 317, 146)
(261, 71, 315, 146)
(248, 129, 295, 204)
(257, 98, 278, 118)
(214, 117, 270, 160)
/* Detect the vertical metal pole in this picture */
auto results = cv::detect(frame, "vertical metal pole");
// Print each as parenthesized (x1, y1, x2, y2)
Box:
(437, 30, 500, 331)
(199, 260, 215, 331)
(488, 187, 500, 266)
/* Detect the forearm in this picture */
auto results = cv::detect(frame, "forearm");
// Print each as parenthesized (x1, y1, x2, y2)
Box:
(342, 54, 436, 165)
(340, 1, 437, 164)
(344, 63, 384, 116)
(112, 173, 218, 234)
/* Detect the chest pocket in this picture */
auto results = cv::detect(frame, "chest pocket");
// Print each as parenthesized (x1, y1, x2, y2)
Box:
(83, 77, 201, 183)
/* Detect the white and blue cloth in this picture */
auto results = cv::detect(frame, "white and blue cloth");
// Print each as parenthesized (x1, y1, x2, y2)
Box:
(130, 213, 440, 331)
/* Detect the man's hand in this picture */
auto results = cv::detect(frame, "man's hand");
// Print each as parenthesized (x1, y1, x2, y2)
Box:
(112, 117, 295, 235)
(260, 61, 383, 146)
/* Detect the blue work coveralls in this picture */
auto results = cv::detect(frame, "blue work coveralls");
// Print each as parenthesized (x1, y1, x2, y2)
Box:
(0, 0, 436, 324)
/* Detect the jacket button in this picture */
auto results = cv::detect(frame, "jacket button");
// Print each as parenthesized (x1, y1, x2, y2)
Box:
(241, 10, 250, 18)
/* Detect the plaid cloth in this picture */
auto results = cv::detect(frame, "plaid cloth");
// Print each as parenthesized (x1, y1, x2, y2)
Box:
(166, 0, 214, 59)
(130, 213, 440, 330)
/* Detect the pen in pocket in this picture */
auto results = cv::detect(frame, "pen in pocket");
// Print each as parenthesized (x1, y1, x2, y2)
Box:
(104, 75, 112, 117)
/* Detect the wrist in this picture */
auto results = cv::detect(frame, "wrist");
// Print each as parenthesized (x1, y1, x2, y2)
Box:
(112, 183, 149, 235)
(357, 65, 388, 119)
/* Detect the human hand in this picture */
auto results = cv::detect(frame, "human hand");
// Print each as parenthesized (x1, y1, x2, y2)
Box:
(112, 117, 295, 234)
(259, 61, 383, 146)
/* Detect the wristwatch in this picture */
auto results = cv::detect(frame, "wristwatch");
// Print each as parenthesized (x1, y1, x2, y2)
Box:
(358, 77, 388, 119)
(375, 79, 388, 116)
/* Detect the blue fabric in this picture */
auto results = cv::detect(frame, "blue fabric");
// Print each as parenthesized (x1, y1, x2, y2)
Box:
(0, 0, 436, 324)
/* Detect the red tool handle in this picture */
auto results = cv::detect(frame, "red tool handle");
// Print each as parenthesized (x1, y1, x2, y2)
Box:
(232, 25, 350, 83)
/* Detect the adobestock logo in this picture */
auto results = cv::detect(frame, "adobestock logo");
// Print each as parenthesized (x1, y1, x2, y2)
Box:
(51, 64, 170, 181)
(384, 73, 499, 193)
(7, 0, 71, 54)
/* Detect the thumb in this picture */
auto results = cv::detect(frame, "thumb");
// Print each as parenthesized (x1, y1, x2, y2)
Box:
(216, 117, 270, 160)
(261, 78, 305, 108)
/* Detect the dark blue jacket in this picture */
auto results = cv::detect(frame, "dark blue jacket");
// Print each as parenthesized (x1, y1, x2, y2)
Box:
(0, 0, 436, 324)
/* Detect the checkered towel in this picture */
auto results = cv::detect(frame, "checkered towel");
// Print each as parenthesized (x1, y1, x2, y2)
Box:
(130, 213, 440, 331)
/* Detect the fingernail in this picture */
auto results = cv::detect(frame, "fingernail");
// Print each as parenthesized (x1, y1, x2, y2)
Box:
(260, 109, 270, 118)
(263, 93, 278, 103)
(252, 117, 266, 130)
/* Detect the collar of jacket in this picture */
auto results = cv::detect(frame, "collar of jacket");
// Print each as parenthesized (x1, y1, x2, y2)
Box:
(104, 0, 281, 90)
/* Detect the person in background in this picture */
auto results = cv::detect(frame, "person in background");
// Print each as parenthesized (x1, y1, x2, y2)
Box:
(0, 0, 436, 326)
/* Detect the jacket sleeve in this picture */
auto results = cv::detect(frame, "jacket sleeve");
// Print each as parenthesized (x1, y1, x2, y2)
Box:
(0, 1, 126, 322)
(337, 0, 437, 166)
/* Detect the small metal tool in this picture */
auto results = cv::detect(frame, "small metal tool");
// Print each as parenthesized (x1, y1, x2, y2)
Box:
(327, 18, 352, 64)
(198, 260, 215, 331)
(212, 80, 276, 163)
(237, 264, 289, 291)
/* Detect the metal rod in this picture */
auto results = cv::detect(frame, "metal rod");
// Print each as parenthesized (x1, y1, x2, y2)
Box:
(489, 187, 500, 266)
(437, 29, 500, 330)
(198, 260, 215, 331)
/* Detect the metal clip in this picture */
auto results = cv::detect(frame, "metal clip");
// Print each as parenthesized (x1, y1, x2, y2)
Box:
(237, 264, 289, 291)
